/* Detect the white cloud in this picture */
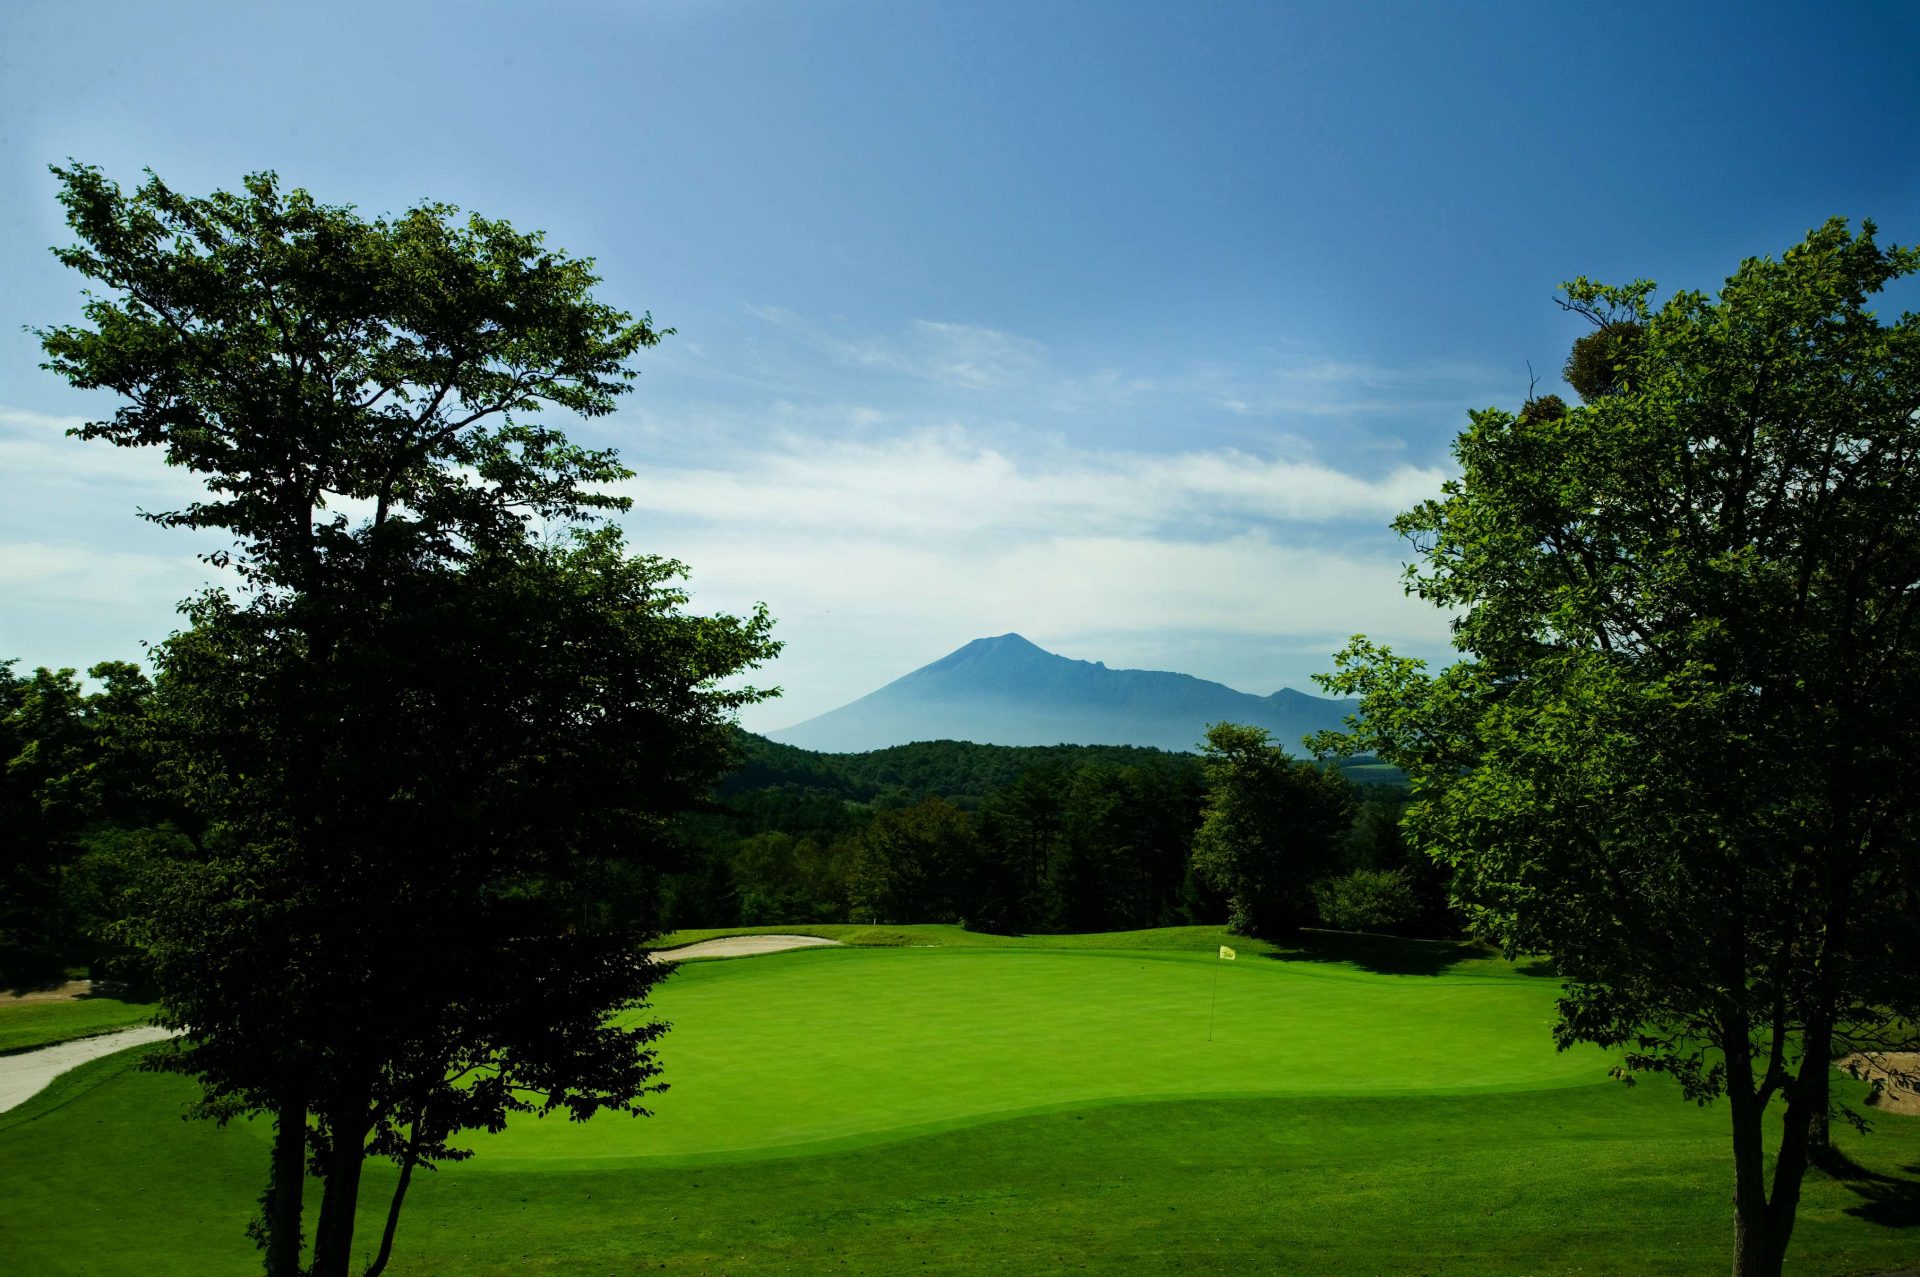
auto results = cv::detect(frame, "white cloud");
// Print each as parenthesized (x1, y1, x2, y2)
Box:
(0, 406, 204, 506)
(601, 422, 1456, 728)
(613, 427, 1446, 539)
(0, 539, 215, 615)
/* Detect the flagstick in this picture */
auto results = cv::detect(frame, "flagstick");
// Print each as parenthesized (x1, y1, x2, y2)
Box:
(1207, 951, 1221, 1043)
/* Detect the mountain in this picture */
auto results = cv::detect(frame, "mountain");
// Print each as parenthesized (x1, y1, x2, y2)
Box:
(766, 633, 1358, 754)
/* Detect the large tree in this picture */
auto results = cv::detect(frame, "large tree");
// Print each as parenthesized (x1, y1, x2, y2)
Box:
(1189, 722, 1354, 937)
(38, 166, 778, 1276)
(1313, 219, 1920, 1277)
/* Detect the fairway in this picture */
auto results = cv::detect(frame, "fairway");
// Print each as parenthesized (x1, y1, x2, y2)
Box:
(1, 930, 1915, 1276)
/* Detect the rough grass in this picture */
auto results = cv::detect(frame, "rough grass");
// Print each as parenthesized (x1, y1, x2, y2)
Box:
(0, 996, 157, 1054)
(0, 934, 1913, 1276)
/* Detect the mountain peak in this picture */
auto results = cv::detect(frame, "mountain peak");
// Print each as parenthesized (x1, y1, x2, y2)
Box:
(922, 633, 1058, 674)
(964, 632, 1045, 653)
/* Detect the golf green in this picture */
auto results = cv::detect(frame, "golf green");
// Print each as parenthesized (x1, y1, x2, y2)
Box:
(486, 944, 1603, 1164)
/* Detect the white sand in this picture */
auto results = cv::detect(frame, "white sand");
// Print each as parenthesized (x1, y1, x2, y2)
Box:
(0, 1025, 176, 1114)
(653, 934, 843, 961)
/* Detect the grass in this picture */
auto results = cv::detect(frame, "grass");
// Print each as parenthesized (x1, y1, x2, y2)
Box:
(0, 930, 1913, 1275)
(0, 995, 157, 1054)
(654, 922, 1540, 977)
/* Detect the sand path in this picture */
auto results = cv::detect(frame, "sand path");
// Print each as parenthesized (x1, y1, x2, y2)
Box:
(0, 1025, 175, 1114)
(654, 934, 843, 961)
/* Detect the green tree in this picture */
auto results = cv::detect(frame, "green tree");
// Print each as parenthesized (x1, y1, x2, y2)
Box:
(38, 165, 777, 1277)
(1189, 723, 1355, 937)
(1311, 868, 1418, 934)
(849, 799, 977, 924)
(0, 660, 164, 986)
(1314, 219, 1920, 1277)
(732, 831, 854, 923)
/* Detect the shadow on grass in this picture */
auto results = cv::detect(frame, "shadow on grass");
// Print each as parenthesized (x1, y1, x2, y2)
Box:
(1258, 928, 1558, 978)
(3, 979, 78, 999)
(1815, 1147, 1920, 1229)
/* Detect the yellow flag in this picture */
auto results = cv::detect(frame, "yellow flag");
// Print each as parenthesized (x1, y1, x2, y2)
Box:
(1219, 945, 1236, 961)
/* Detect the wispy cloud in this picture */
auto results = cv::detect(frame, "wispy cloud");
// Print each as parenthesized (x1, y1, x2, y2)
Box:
(0, 406, 203, 506)
(0, 538, 195, 600)
(718, 310, 1514, 444)
(612, 425, 1444, 538)
(746, 308, 1044, 390)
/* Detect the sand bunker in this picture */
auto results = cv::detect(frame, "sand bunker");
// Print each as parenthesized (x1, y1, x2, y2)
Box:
(654, 934, 843, 961)
(1839, 1052, 1920, 1116)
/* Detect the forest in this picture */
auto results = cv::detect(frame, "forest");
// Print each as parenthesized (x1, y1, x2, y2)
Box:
(0, 661, 1435, 991)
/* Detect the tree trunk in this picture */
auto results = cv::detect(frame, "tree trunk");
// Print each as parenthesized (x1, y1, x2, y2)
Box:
(1759, 1027, 1831, 1271)
(361, 1149, 417, 1277)
(1726, 1024, 1832, 1277)
(261, 1095, 307, 1277)
(309, 1106, 372, 1277)
(1729, 1105, 1783, 1277)
(1727, 1042, 1784, 1277)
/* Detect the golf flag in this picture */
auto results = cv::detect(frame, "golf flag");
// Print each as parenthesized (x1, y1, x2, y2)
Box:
(1219, 945, 1236, 961)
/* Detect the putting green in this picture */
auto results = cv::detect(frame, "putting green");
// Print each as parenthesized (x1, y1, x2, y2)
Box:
(467, 944, 1601, 1164)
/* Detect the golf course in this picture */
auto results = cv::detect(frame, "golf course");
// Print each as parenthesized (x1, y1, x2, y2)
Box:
(0, 926, 1914, 1275)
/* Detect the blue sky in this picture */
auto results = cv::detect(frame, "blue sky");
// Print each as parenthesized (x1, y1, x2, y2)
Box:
(3, 1, 1917, 730)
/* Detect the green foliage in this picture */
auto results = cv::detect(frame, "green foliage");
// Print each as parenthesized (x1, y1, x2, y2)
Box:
(1560, 319, 1644, 402)
(0, 660, 174, 987)
(37, 164, 657, 593)
(849, 798, 979, 924)
(669, 736, 1226, 937)
(1316, 218, 1920, 1277)
(1191, 723, 1356, 937)
(1312, 868, 1419, 934)
(731, 832, 854, 924)
(669, 733, 1417, 939)
(723, 732, 1193, 805)
(1513, 392, 1567, 425)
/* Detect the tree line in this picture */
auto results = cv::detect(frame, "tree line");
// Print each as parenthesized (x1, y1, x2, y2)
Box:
(661, 728, 1435, 937)
(3, 676, 1444, 992)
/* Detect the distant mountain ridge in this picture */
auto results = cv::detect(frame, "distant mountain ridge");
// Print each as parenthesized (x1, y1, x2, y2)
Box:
(767, 633, 1357, 754)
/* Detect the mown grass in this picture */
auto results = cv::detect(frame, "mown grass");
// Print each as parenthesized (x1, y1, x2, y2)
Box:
(0, 996, 157, 1054)
(0, 935, 1913, 1276)
(500, 943, 1602, 1162)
